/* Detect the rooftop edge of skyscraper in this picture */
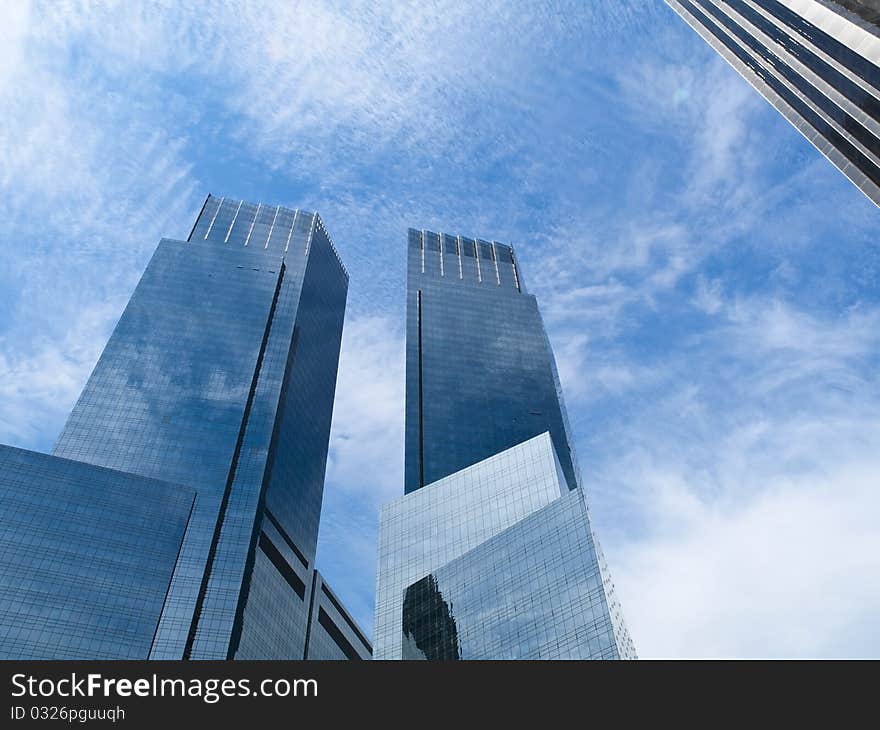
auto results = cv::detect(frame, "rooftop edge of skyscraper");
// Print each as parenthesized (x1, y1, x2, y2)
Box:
(189, 193, 349, 280)
(404, 224, 579, 494)
(407, 226, 526, 293)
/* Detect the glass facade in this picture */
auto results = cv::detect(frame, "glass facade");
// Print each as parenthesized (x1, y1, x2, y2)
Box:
(54, 237, 288, 659)
(0, 445, 194, 659)
(304, 573, 373, 660)
(404, 228, 581, 495)
(379, 228, 634, 660)
(376, 433, 635, 659)
(665, 0, 880, 207)
(232, 528, 312, 659)
(402, 489, 621, 660)
(0, 194, 367, 660)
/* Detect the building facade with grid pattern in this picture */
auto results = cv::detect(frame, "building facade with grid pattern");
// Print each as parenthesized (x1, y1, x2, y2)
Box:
(375, 229, 635, 660)
(664, 0, 880, 206)
(0, 446, 195, 660)
(1, 195, 368, 660)
(403, 227, 582, 495)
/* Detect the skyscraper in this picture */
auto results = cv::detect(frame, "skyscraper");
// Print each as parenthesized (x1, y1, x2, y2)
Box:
(403, 230, 580, 494)
(375, 230, 635, 660)
(0, 195, 370, 660)
(664, 0, 880, 207)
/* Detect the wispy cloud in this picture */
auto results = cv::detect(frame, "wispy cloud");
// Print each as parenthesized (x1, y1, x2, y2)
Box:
(576, 295, 880, 656)
(318, 316, 405, 632)
(0, 1, 202, 449)
(325, 316, 406, 499)
(0, 301, 113, 450)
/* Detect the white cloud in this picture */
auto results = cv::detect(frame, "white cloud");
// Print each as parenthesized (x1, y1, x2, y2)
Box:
(727, 298, 880, 361)
(324, 316, 406, 499)
(693, 275, 723, 315)
(0, 301, 116, 449)
(583, 296, 880, 657)
(0, 0, 28, 92)
(18, 1, 528, 166)
(613, 431, 880, 658)
(0, 0, 202, 451)
(316, 316, 406, 634)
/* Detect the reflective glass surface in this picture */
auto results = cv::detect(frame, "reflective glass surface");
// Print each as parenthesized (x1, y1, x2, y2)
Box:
(401, 488, 633, 660)
(689, 0, 880, 158)
(377, 434, 634, 659)
(377, 434, 635, 659)
(404, 228, 580, 494)
(305, 573, 372, 660)
(676, 0, 880, 190)
(376, 434, 572, 659)
(232, 539, 311, 659)
(54, 238, 283, 658)
(753, 0, 880, 88)
(0, 446, 194, 659)
(260, 219, 348, 567)
(232, 215, 349, 659)
(665, 0, 880, 205)
(719, 0, 880, 124)
(51, 196, 352, 659)
(380, 224, 635, 660)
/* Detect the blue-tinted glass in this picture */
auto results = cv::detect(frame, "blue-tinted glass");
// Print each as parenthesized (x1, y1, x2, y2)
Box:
(305, 575, 372, 660)
(246, 203, 279, 248)
(0, 446, 194, 659)
(380, 225, 634, 661)
(266, 207, 297, 250)
(46, 199, 356, 660)
(376, 433, 634, 660)
(188, 194, 221, 241)
(666, 0, 880, 205)
(233, 542, 312, 659)
(54, 238, 284, 659)
(232, 218, 349, 659)
(688, 0, 880, 160)
(402, 489, 619, 660)
(404, 227, 580, 494)
(752, 0, 880, 90)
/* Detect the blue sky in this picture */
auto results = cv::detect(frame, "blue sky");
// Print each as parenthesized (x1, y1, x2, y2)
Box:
(2, 1, 879, 657)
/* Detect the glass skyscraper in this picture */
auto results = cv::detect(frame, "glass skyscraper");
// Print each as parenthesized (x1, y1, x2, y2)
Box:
(375, 229, 635, 660)
(0, 195, 370, 660)
(664, 0, 880, 207)
(403, 229, 581, 494)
